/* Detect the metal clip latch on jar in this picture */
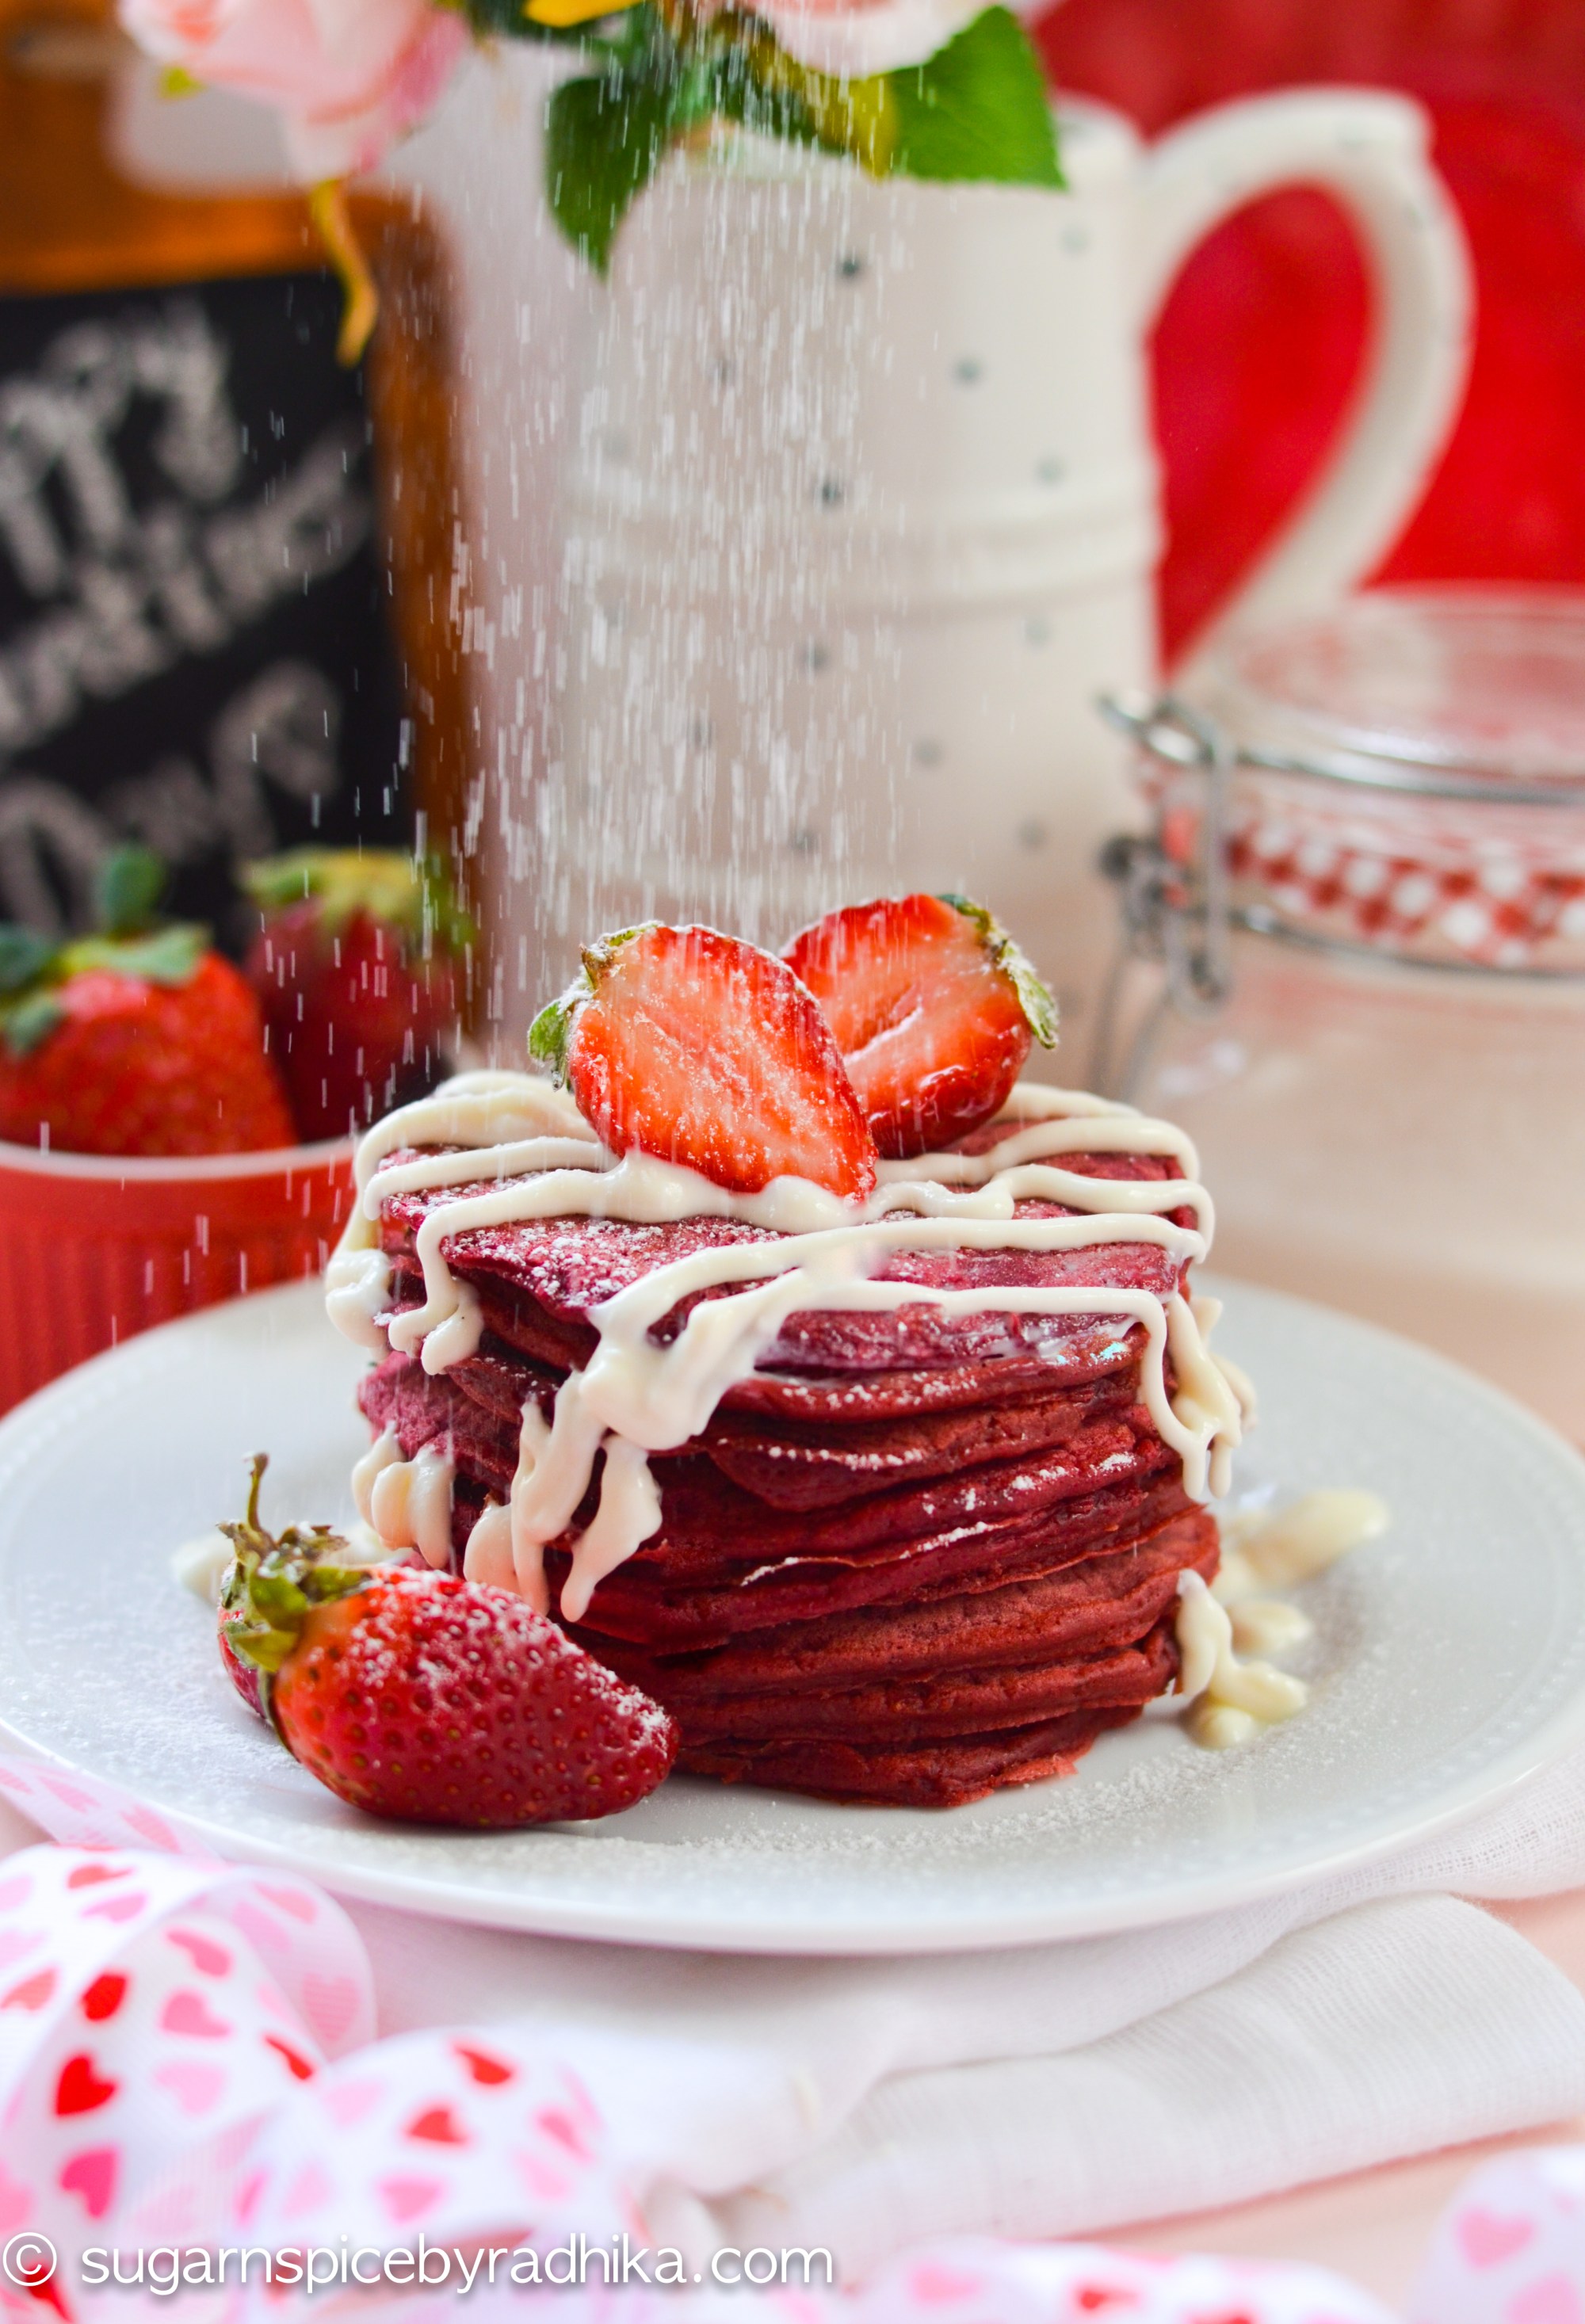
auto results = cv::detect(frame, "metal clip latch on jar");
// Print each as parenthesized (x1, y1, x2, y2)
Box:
(1091, 691, 1237, 1099)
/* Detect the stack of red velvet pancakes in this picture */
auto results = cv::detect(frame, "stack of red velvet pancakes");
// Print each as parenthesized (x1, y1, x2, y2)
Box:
(338, 900, 1236, 1808)
(354, 1179, 1216, 1808)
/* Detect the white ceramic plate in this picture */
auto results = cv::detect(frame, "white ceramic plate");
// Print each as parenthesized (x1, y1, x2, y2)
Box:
(2, 1277, 1584, 1956)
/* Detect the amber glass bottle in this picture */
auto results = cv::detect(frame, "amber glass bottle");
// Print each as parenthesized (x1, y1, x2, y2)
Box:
(0, 0, 472, 946)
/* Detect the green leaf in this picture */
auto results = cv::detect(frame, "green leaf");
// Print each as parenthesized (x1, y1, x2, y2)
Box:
(529, 922, 649, 1079)
(528, 985, 582, 1082)
(216, 1452, 369, 1677)
(96, 844, 167, 937)
(544, 64, 700, 272)
(529, 1, 1059, 269)
(238, 852, 319, 912)
(712, 18, 895, 167)
(250, 1571, 311, 1626)
(301, 1563, 380, 1603)
(224, 1621, 300, 1675)
(999, 933, 1059, 1048)
(458, 0, 530, 32)
(886, 6, 1062, 188)
(61, 925, 207, 988)
(579, 922, 652, 980)
(0, 926, 53, 995)
(0, 989, 64, 1059)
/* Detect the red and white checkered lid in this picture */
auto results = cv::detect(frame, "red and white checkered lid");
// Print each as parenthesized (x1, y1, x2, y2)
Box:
(1224, 793, 1585, 970)
(1177, 590, 1585, 973)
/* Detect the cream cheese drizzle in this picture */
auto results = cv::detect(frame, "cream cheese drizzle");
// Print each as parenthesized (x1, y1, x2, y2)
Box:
(1215, 1489, 1388, 1601)
(351, 1425, 403, 1524)
(1165, 1490, 1388, 1747)
(364, 1437, 456, 1568)
(461, 1501, 514, 1595)
(325, 1245, 396, 1353)
(413, 1283, 483, 1377)
(560, 1437, 665, 1623)
(1173, 1570, 1308, 1738)
(329, 1071, 1248, 1618)
(1228, 1597, 1312, 1657)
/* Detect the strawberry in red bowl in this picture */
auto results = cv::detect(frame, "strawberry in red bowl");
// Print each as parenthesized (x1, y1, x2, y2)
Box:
(0, 848, 349, 1415)
(0, 846, 294, 1158)
(243, 848, 474, 1143)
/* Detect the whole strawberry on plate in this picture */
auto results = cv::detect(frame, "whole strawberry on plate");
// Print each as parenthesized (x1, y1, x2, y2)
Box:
(530, 920, 878, 1200)
(219, 1456, 678, 1826)
(242, 849, 474, 1143)
(785, 892, 1057, 1158)
(0, 847, 296, 1157)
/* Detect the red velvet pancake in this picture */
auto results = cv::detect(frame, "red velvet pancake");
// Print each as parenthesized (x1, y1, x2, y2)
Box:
(376, 1149, 1194, 1382)
(573, 1510, 1217, 1695)
(664, 1621, 1179, 1746)
(680, 1706, 1145, 1809)
(359, 1353, 1195, 1639)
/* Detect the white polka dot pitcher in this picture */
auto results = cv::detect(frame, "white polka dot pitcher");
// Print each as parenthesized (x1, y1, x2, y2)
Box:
(552, 89, 1471, 1018)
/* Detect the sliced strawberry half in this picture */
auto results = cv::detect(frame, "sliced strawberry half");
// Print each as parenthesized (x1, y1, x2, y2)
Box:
(530, 922, 877, 1200)
(783, 893, 1057, 1159)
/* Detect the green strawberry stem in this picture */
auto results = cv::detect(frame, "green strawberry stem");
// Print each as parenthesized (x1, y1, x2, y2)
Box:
(529, 923, 651, 1083)
(241, 849, 476, 956)
(97, 845, 166, 937)
(0, 929, 52, 994)
(940, 894, 1059, 1048)
(219, 1453, 369, 1679)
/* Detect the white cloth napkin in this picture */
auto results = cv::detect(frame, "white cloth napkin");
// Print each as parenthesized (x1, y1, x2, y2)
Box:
(9, 1741, 1584, 2279)
(343, 1748, 1585, 2271)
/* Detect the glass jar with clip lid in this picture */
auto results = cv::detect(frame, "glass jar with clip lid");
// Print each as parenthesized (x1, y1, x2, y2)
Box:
(1094, 586, 1585, 1442)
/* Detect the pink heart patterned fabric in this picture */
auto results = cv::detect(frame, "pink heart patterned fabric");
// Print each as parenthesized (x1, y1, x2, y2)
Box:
(1411, 2150, 1585, 2324)
(0, 1757, 1575, 2324)
(0, 1838, 372, 2305)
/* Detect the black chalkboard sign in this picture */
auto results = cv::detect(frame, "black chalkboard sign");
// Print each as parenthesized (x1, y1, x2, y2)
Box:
(0, 268, 411, 952)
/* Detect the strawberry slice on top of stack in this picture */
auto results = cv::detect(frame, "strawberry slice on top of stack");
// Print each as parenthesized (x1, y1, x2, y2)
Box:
(528, 919, 880, 1198)
(226, 892, 1228, 1826)
(784, 890, 1058, 1158)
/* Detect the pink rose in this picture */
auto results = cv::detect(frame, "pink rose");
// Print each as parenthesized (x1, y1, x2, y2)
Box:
(116, 0, 468, 178)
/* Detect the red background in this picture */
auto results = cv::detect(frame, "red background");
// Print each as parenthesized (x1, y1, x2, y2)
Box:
(1031, 0, 1585, 662)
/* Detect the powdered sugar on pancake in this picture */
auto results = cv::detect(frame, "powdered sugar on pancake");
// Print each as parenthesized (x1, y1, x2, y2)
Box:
(328, 1072, 1248, 1621)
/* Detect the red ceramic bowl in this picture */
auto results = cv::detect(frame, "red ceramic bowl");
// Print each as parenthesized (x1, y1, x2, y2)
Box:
(0, 1136, 355, 1415)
